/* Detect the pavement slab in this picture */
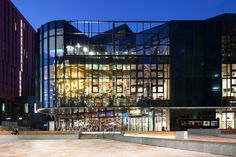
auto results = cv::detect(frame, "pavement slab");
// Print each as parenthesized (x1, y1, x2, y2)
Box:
(0, 139, 228, 157)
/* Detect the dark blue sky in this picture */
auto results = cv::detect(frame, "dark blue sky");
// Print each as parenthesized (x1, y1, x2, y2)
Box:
(12, 0, 236, 29)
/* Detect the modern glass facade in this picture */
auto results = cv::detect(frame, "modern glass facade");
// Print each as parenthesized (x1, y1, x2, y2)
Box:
(217, 14, 236, 129)
(37, 20, 170, 131)
(37, 14, 236, 131)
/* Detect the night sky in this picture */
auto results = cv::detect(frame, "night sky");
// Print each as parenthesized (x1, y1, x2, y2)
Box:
(12, 0, 236, 29)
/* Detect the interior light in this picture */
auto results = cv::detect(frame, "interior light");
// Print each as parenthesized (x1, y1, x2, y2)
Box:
(212, 86, 220, 91)
(56, 49, 64, 56)
(6, 117, 11, 120)
(34, 103, 38, 113)
(19, 117, 23, 120)
(214, 74, 219, 77)
(76, 43, 81, 48)
(89, 51, 95, 55)
(83, 47, 89, 52)
(2, 103, 5, 112)
(67, 45, 74, 52)
(66, 45, 71, 50)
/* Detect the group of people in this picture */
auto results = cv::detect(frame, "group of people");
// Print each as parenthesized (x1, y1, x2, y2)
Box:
(10, 128, 19, 135)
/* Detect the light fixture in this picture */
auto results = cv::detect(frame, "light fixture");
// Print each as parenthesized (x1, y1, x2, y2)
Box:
(34, 103, 38, 113)
(76, 43, 81, 48)
(2, 103, 5, 112)
(89, 51, 95, 55)
(6, 117, 11, 120)
(214, 74, 219, 77)
(212, 86, 220, 91)
(66, 45, 72, 50)
(19, 117, 23, 120)
(66, 45, 74, 55)
(83, 47, 88, 52)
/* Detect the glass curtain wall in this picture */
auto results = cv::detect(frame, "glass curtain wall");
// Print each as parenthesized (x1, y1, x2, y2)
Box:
(38, 20, 170, 131)
(222, 64, 236, 99)
(39, 21, 170, 109)
(54, 63, 170, 108)
(219, 22, 236, 129)
(39, 21, 64, 108)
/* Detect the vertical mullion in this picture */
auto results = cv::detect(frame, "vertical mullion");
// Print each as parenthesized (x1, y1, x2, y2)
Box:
(63, 21, 66, 107)
(47, 23, 50, 108)
(55, 22, 57, 108)
(41, 27, 44, 108)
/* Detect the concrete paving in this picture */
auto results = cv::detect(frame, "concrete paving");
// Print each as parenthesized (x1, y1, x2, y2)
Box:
(0, 139, 227, 157)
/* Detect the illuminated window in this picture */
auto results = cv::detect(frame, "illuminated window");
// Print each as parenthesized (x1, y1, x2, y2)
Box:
(93, 64, 98, 70)
(117, 64, 122, 70)
(117, 86, 123, 93)
(19, 19, 23, 96)
(131, 86, 136, 93)
(152, 86, 157, 93)
(92, 86, 99, 93)
(131, 64, 136, 70)
(137, 86, 143, 93)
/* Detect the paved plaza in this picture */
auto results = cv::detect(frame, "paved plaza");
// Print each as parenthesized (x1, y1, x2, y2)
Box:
(0, 139, 226, 157)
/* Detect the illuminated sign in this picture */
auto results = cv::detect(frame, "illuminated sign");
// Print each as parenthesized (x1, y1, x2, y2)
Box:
(57, 80, 84, 98)
(130, 109, 141, 115)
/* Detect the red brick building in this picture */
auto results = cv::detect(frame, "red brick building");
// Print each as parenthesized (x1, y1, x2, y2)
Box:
(0, 0, 36, 126)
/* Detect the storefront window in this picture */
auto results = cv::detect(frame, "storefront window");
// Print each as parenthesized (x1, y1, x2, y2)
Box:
(222, 64, 236, 99)
(216, 109, 236, 129)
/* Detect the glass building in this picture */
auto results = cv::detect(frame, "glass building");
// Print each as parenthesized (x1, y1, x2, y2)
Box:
(36, 14, 236, 131)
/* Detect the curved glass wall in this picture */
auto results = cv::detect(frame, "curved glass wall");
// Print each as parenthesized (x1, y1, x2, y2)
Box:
(38, 21, 64, 109)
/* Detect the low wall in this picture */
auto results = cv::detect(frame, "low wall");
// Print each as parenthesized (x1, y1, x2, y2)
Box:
(0, 135, 78, 140)
(188, 129, 221, 136)
(0, 131, 75, 135)
(104, 134, 236, 157)
(220, 129, 236, 134)
(125, 131, 175, 136)
(175, 131, 188, 140)
(80, 132, 120, 139)
(218, 134, 236, 139)
(188, 129, 236, 139)
(0, 131, 78, 140)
